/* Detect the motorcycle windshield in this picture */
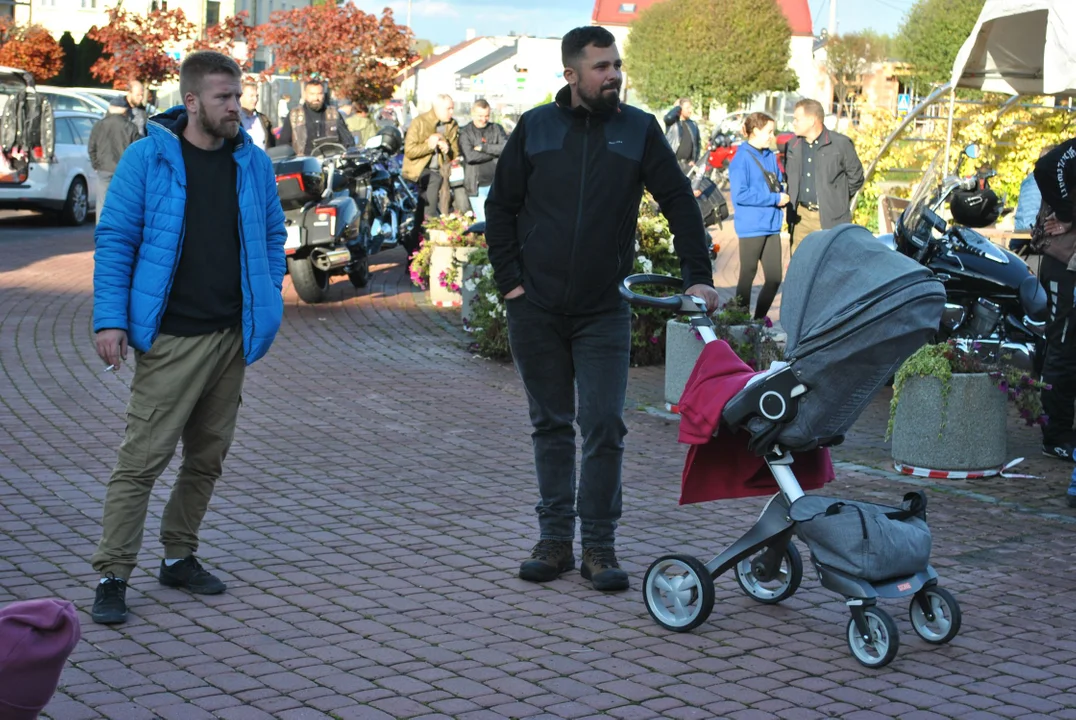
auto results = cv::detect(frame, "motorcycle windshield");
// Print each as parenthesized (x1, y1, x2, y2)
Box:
(900, 146, 946, 242)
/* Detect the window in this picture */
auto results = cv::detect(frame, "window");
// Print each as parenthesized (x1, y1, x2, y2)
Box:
(619, 3, 636, 11)
(54, 119, 76, 146)
(68, 117, 98, 144)
(205, 0, 220, 26)
(80, 0, 96, 8)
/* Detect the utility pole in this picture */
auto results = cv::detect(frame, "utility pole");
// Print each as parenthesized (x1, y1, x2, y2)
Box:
(828, 0, 837, 37)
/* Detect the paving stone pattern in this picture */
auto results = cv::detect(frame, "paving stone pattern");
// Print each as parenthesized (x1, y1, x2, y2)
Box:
(1, 230, 1075, 719)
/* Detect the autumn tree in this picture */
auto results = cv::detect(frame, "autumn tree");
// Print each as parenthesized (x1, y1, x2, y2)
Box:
(0, 18, 65, 82)
(824, 33, 884, 120)
(896, 0, 984, 89)
(188, 11, 257, 71)
(87, 6, 194, 86)
(257, 5, 415, 103)
(625, 0, 798, 111)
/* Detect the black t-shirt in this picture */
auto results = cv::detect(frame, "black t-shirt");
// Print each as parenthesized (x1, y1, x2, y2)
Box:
(675, 122, 695, 163)
(159, 135, 242, 337)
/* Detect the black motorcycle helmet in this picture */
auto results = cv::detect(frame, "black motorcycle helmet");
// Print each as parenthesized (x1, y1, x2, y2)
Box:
(375, 125, 403, 154)
(949, 188, 1001, 228)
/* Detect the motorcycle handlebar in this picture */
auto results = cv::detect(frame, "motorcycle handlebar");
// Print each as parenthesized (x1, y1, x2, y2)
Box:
(619, 274, 708, 314)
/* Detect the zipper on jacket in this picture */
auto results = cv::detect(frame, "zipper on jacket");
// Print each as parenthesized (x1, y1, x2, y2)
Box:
(237, 162, 255, 359)
(563, 115, 590, 307)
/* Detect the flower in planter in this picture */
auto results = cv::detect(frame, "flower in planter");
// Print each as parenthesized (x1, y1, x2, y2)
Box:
(887, 340, 1049, 439)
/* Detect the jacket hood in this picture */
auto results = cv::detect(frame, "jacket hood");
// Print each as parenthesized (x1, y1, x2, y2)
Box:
(148, 105, 249, 153)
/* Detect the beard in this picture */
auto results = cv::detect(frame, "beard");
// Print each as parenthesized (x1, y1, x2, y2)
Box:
(307, 100, 324, 113)
(199, 110, 239, 140)
(579, 82, 621, 112)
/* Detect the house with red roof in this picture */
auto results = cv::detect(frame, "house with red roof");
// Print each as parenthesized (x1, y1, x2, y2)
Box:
(591, 0, 825, 120)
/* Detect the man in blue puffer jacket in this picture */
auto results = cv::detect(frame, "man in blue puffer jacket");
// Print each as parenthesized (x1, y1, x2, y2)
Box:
(89, 51, 286, 625)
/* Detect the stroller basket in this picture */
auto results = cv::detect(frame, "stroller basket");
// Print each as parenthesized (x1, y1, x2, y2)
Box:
(790, 491, 932, 583)
(622, 225, 960, 669)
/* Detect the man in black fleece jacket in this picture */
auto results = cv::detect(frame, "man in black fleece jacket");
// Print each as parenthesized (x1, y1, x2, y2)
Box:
(486, 26, 719, 592)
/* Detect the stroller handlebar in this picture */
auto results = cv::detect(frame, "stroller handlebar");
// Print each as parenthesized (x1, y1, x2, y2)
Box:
(619, 274, 709, 314)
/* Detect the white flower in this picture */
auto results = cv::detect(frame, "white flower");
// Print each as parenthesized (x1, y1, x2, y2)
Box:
(637, 256, 653, 273)
(481, 265, 494, 278)
(464, 279, 478, 292)
(485, 293, 500, 304)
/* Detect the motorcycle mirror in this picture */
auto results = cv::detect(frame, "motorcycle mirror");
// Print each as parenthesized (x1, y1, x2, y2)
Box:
(963, 143, 979, 159)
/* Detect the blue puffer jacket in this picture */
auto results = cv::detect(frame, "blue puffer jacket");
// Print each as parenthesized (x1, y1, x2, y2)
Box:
(93, 107, 287, 365)
(728, 143, 784, 238)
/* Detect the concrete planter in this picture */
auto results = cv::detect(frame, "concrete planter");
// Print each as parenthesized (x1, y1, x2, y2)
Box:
(664, 319, 750, 408)
(459, 263, 485, 323)
(891, 372, 1007, 471)
(429, 246, 479, 307)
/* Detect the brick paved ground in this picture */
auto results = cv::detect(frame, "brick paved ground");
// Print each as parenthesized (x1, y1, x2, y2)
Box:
(2, 221, 1076, 720)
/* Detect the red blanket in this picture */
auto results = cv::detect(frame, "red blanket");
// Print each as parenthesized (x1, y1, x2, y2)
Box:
(677, 341, 834, 505)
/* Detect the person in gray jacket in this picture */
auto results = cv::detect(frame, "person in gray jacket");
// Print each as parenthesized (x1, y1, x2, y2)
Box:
(87, 97, 141, 223)
(784, 98, 864, 252)
(459, 99, 507, 222)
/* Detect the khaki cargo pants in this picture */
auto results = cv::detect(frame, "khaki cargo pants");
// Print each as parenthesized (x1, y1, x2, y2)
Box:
(789, 206, 824, 254)
(91, 327, 245, 581)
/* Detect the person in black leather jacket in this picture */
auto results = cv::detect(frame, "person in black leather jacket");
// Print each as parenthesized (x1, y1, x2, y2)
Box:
(486, 25, 719, 593)
(1032, 138, 1076, 478)
(664, 98, 701, 174)
(459, 99, 507, 221)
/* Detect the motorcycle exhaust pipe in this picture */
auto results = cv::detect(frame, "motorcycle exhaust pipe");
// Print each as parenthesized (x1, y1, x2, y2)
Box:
(310, 247, 353, 271)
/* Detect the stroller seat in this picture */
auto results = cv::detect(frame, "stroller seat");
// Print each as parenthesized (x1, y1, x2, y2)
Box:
(722, 366, 804, 429)
(722, 366, 844, 454)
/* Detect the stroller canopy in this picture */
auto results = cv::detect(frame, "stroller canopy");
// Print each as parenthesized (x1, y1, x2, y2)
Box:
(773, 225, 946, 449)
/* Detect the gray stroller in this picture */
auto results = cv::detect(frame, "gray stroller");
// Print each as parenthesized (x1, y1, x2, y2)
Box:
(622, 224, 960, 668)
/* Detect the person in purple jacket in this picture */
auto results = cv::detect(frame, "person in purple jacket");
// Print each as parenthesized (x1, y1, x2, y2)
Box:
(728, 112, 790, 320)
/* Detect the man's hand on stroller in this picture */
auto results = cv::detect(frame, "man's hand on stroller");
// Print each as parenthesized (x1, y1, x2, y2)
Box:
(686, 284, 721, 313)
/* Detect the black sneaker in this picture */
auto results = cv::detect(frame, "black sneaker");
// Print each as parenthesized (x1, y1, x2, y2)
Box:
(581, 546, 629, 592)
(519, 539, 574, 582)
(159, 555, 227, 595)
(1042, 444, 1076, 462)
(92, 573, 129, 625)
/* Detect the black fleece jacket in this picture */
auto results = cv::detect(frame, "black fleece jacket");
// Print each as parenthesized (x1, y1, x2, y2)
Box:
(485, 85, 713, 314)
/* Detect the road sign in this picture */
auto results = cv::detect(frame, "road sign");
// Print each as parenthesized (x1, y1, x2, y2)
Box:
(897, 93, 912, 115)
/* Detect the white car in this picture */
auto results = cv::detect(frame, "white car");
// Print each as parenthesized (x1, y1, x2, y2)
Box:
(1, 68, 99, 225)
(36, 86, 110, 116)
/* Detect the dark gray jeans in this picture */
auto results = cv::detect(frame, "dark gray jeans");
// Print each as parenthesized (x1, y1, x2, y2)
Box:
(506, 296, 631, 547)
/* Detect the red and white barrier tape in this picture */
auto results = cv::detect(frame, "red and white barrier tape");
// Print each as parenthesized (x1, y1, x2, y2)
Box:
(894, 458, 1043, 480)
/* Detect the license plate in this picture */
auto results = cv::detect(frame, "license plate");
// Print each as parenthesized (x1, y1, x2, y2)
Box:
(284, 225, 301, 250)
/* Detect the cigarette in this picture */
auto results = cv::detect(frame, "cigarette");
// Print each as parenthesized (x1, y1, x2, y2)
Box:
(103, 364, 116, 373)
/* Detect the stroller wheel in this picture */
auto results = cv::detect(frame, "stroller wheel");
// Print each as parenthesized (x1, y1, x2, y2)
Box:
(909, 587, 962, 645)
(735, 542, 803, 604)
(643, 554, 715, 632)
(846, 607, 900, 668)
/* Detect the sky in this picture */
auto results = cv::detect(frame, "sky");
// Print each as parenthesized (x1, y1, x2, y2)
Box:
(347, 0, 916, 48)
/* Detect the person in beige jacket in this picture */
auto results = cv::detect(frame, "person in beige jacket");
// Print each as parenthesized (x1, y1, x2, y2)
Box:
(402, 94, 469, 253)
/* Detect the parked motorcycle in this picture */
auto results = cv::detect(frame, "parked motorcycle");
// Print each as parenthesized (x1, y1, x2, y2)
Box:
(354, 129, 417, 259)
(269, 131, 415, 303)
(879, 143, 1047, 371)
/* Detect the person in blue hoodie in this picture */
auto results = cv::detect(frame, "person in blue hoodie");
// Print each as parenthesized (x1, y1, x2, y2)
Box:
(89, 51, 286, 625)
(728, 112, 790, 320)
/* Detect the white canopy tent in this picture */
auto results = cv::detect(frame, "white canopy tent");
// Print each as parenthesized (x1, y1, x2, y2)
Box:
(949, 0, 1076, 96)
(944, 0, 1076, 163)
